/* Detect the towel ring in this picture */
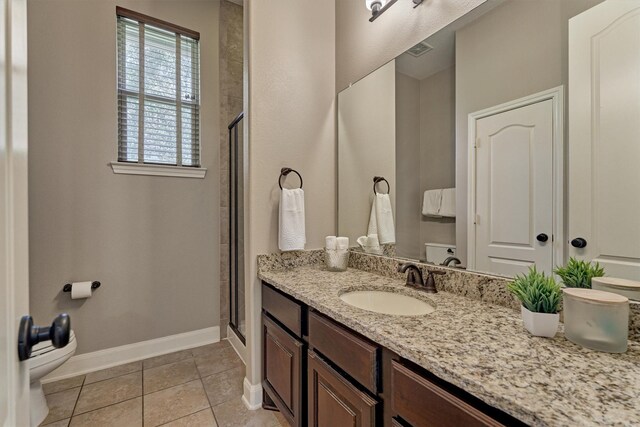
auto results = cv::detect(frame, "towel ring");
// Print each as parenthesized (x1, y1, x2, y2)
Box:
(373, 176, 390, 195)
(279, 167, 303, 190)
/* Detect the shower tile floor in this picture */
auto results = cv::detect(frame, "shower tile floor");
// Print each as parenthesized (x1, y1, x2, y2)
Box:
(39, 340, 288, 427)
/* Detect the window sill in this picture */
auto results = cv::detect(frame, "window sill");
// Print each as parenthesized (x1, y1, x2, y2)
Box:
(110, 162, 207, 179)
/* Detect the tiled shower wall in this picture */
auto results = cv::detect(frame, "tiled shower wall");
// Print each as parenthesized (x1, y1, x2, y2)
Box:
(219, 0, 243, 338)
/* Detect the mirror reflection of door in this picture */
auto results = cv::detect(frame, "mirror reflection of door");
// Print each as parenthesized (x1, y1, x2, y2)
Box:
(569, 0, 640, 280)
(471, 95, 558, 277)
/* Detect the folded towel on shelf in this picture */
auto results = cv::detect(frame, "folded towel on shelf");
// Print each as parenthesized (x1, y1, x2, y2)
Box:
(439, 188, 456, 217)
(422, 189, 443, 217)
(278, 188, 306, 251)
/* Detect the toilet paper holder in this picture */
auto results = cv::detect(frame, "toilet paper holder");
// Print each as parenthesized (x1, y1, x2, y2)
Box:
(63, 281, 101, 293)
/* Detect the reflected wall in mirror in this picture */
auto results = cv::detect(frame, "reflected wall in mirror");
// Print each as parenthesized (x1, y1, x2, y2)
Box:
(338, 0, 640, 281)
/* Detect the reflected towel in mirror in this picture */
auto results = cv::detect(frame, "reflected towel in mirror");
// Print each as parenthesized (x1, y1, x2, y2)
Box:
(367, 193, 395, 244)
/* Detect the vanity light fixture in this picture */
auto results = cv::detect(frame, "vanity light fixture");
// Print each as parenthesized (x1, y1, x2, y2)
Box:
(367, 0, 424, 22)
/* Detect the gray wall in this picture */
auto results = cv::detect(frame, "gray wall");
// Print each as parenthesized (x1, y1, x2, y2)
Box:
(395, 72, 421, 260)
(28, 0, 220, 354)
(336, 0, 485, 91)
(244, 0, 336, 388)
(338, 60, 396, 246)
(455, 0, 602, 265)
(420, 66, 456, 257)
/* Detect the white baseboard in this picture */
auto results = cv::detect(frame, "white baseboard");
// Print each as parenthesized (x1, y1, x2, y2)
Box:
(42, 326, 220, 383)
(226, 325, 247, 365)
(242, 377, 263, 410)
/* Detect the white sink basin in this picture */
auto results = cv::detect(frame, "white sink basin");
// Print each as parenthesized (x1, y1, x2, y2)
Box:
(339, 290, 435, 316)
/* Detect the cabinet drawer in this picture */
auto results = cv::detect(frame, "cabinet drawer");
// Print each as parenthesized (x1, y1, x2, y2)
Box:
(391, 361, 503, 427)
(308, 310, 379, 393)
(308, 350, 378, 427)
(263, 314, 305, 427)
(262, 282, 304, 337)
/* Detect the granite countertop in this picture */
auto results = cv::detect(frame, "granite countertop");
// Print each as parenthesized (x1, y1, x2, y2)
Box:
(258, 264, 640, 427)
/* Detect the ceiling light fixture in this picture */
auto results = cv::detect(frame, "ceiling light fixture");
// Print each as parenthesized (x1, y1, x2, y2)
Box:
(367, 0, 425, 22)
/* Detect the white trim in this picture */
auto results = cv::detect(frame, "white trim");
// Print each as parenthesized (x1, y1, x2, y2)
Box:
(227, 325, 247, 365)
(467, 86, 564, 273)
(110, 162, 207, 178)
(242, 377, 263, 410)
(42, 326, 220, 383)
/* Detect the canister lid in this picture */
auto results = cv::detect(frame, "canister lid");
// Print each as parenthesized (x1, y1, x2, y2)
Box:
(592, 277, 640, 291)
(563, 288, 628, 304)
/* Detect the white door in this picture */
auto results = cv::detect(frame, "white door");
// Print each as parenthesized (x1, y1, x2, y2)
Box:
(473, 100, 555, 277)
(569, 0, 640, 280)
(1, 0, 31, 425)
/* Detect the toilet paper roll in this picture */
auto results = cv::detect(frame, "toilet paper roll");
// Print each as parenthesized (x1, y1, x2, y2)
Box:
(71, 281, 93, 299)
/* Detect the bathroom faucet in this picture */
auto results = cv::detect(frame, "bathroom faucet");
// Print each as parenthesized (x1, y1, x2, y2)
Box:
(398, 263, 442, 293)
(441, 256, 461, 267)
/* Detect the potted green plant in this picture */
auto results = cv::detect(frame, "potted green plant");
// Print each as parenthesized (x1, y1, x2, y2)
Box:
(554, 257, 605, 288)
(508, 266, 561, 337)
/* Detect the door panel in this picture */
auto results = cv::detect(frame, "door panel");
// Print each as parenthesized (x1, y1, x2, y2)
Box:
(0, 0, 31, 424)
(475, 99, 554, 276)
(569, 0, 640, 279)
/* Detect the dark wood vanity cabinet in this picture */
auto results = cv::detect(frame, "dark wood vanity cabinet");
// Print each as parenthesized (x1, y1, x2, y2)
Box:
(261, 282, 524, 427)
(308, 350, 378, 426)
(391, 361, 502, 427)
(262, 314, 304, 427)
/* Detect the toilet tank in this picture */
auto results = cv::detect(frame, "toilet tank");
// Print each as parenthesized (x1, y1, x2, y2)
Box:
(425, 243, 456, 265)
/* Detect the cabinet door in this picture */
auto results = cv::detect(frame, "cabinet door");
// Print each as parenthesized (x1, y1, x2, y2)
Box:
(308, 350, 378, 427)
(263, 314, 304, 427)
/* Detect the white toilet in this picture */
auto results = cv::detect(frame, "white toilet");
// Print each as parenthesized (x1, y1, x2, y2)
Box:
(29, 330, 77, 427)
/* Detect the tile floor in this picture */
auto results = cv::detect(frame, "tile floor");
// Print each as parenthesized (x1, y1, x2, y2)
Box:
(40, 340, 289, 427)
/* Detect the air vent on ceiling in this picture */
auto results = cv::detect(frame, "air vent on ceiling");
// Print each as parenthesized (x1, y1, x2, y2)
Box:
(407, 41, 433, 57)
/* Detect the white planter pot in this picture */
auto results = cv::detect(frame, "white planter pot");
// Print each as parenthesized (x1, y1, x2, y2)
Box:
(520, 306, 559, 338)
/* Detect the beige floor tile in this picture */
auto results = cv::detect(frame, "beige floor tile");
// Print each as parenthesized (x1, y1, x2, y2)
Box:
(84, 361, 142, 385)
(69, 397, 142, 427)
(201, 366, 244, 407)
(190, 340, 231, 358)
(212, 399, 281, 427)
(272, 411, 290, 427)
(194, 347, 242, 377)
(42, 387, 81, 425)
(43, 376, 85, 395)
(160, 408, 217, 427)
(144, 359, 200, 394)
(143, 349, 193, 370)
(41, 418, 71, 427)
(143, 379, 210, 427)
(74, 372, 142, 415)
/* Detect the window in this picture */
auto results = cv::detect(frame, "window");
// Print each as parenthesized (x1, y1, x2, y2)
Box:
(116, 7, 200, 168)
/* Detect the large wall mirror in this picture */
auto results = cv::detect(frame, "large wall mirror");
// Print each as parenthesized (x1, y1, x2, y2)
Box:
(338, 0, 640, 280)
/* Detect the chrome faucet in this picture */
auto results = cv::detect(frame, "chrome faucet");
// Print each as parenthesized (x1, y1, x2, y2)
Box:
(398, 263, 443, 293)
(441, 256, 461, 267)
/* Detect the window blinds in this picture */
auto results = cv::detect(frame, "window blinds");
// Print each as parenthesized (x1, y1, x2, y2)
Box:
(117, 12, 200, 167)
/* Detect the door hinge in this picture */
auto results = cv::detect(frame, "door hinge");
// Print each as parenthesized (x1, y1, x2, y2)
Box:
(474, 214, 480, 225)
(475, 138, 481, 149)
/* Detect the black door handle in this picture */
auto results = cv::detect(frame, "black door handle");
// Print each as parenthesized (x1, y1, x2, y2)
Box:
(536, 233, 549, 243)
(18, 313, 70, 361)
(570, 237, 588, 249)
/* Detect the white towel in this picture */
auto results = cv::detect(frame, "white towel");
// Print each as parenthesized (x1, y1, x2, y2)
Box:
(367, 193, 395, 244)
(336, 237, 349, 250)
(422, 189, 443, 217)
(439, 188, 456, 217)
(279, 188, 306, 251)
